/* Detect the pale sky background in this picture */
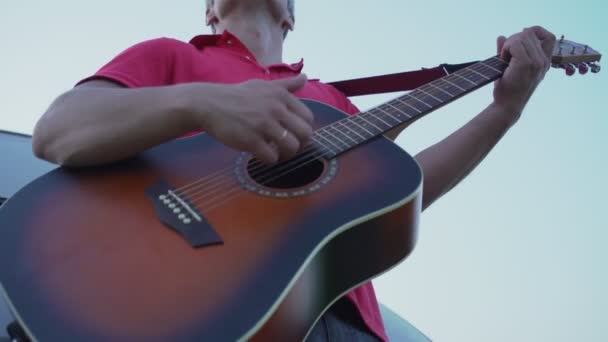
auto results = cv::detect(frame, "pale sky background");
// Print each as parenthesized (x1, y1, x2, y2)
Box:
(1, 0, 607, 341)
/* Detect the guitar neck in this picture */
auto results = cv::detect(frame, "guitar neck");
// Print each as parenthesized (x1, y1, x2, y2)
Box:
(313, 55, 508, 158)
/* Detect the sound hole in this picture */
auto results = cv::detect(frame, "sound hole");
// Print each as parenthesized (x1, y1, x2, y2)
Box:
(247, 158, 325, 189)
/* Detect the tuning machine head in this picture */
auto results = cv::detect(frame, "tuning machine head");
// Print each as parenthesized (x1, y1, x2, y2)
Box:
(551, 36, 602, 76)
(587, 62, 601, 73)
(564, 63, 576, 76)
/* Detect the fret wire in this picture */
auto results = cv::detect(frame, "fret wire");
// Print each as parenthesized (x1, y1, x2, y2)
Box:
(486, 59, 508, 71)
(315, 132, 343, 152)
(324, 126, 352, 149)
(394, 98, 423, 113)
(460, 70, 485, 84)
(468, 67, 491, 80)
(440, 77, 467, 91)
(407, 92, 433, 109)
(356, 114, 385, 132)
(336, 120, 367, 141)
(490, 56, 509, 66)
(310, 136, 336, 156)
(451, 72, 477, 86)
(349, 116, 378, 136)
(361, 112, 392, 131)
(434, 79, 467, 96)
(469, 62, 503, 81)
(385, 101, 413, 119)
(417, 87, 445, 102)
(474, 63, 504, 80)
(368, 108, 398, 126)
(328, 122, 358, 145)
(425, 82, 455, 97)
(309, 57, 512, 159)
(377, 103, 406, 121)
(415, 75, 462, 101)
(451, 74, 478, 89)
(474, 61, 501, 75)
(480, 60, 503, 73)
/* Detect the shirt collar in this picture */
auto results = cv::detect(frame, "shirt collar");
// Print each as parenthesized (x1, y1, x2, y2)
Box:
(189, 31, 304, 73)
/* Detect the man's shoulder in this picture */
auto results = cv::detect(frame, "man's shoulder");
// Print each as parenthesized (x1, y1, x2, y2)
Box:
(136, 36, 191, 47)
(302, 79, 360, 114)
(306, 79, 350, 100)
(124, 37, 198, 56)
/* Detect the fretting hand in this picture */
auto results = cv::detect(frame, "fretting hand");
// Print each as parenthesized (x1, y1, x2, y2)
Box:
(493, 26, 556, 125)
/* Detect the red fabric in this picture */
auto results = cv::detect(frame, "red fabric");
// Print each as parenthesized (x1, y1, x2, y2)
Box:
(328, 66, 447, 97)
(78, 31, 388, 342)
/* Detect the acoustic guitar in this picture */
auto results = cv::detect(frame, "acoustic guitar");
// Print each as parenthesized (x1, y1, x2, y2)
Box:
(0, 38, 601, 341)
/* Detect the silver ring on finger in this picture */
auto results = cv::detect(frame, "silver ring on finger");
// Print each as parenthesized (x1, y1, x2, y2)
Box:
(279, 129, 288, 141)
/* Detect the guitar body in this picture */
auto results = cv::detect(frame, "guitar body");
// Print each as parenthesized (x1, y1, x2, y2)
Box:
(0, 100, 422, 341)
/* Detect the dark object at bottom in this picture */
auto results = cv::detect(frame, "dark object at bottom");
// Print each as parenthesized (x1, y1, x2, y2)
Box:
(306, 298, 432, 342)
(6, 321, 29, 342)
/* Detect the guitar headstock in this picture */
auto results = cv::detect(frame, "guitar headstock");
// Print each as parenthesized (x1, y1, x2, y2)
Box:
(551, 35, 602, 76)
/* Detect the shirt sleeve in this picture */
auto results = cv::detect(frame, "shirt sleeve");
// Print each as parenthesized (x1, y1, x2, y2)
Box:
(76, 37, 179, 88)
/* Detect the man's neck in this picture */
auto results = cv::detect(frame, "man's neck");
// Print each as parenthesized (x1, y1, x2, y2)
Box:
(218, 10, 285, 66)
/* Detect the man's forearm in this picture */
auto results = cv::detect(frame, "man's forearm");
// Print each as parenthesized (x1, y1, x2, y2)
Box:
(414, 103, 519, 210)
(33, 83, 204, 167)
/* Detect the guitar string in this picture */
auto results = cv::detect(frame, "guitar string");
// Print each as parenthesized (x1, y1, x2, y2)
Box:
(176, 138, 326, 196)
(181, 58, 507, 209)
(181, 59, 507, 208)
(173, 57, 506, 198)
(185, 59, 507, 212)
(198, 69, 487, 213)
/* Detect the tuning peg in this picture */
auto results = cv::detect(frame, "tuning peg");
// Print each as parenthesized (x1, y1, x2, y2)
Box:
(578, 63, 589, 75)
(588, 63, 601, 73)
(564, 64, 576, 76)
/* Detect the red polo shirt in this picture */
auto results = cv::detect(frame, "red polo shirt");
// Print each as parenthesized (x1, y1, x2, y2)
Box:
(78, 31, 388, 341)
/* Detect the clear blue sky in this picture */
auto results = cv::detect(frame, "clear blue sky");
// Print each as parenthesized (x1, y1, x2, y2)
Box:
(1, 1, 606, 341)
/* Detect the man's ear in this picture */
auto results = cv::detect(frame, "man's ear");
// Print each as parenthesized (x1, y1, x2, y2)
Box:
(206, 7, 219, 27)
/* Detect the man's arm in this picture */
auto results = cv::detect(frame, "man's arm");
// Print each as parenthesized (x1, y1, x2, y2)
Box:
(386, 26, 556, 211)
(412, 104, 513, 210)
(33, 80, 198, 166)
(33, 75, 314, 167)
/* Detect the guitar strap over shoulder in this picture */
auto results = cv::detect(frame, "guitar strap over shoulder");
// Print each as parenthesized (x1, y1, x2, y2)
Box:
(327, 61, 479, 97)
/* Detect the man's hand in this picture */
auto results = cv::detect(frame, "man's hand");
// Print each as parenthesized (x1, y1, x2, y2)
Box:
(493, 26, 556, 126)
(191, 74, 314, 164)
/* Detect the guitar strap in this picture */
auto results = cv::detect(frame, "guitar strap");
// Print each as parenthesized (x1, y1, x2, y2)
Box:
(327, 61, 479, 97)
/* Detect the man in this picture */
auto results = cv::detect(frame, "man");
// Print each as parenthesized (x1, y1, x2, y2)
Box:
(31, 0, 556, 340)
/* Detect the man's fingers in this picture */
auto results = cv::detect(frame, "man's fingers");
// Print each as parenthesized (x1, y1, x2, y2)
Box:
(251, 137, 279, 164)
(275, 107, 313, 147)
(506, 39, 533, 67)
(272, 74, 308, 93)
(261, 120, 301, 159)
(497, 35, 507, 56)
(529, 26, 557, 58)
(286, 95, 314, 125)
(520, 30, 544, 65)
(499, 34, 519, 60)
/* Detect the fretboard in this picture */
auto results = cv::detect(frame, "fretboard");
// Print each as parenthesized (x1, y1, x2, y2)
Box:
(311, 55, 509, 158)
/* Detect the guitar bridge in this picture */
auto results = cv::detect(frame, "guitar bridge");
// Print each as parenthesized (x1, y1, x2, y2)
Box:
(146, 180, 223, 247)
